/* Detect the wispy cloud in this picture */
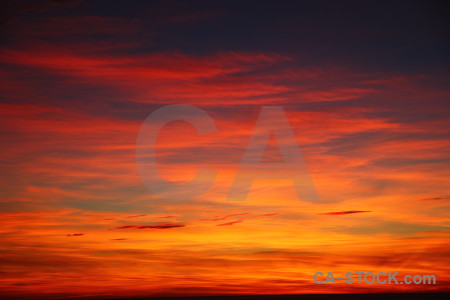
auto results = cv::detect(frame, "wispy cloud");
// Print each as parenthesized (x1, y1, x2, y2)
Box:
(318, 210, 371, 216)
(199, 213, 252, 221)
(259, 213, 279, 217)
(126, 214, 147, 218)
(216, 220, 243, 226)
(421, 197, 450, 201)
(113, 224, 186, 230)
(66, 233, 84, 237)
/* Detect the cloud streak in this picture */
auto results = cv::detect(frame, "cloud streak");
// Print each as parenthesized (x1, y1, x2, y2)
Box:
(216, 220, 243, 226)
(199, 213, 252, 221)
(113, 224, 186, 230)
(126, 214, 147, 218)
(318, 211, 371, 216)
(421, 197, 450, 201)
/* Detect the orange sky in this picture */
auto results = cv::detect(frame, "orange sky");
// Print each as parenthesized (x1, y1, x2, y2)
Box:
(1, 1, 449, 299)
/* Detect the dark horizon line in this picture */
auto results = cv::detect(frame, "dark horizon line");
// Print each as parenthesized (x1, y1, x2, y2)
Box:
(46, 292, 450, 300)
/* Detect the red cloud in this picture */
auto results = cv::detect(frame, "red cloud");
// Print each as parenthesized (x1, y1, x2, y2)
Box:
(216, 220, 243, 226)
(199, 213, 252, 221)
(113, 224, 186, 230)
(126, 214, 147, 218)
(259, 213, 279, 217)
(318, 210, 371, 216)
(66, 233, 84, 237)
(201, 212, 278, 225)
(421, 197, 450, 201)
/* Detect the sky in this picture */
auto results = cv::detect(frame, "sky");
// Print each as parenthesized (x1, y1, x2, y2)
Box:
(0, 0, 450, 299)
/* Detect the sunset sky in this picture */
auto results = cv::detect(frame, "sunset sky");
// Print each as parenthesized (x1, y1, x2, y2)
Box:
(1, 0, 449, 299)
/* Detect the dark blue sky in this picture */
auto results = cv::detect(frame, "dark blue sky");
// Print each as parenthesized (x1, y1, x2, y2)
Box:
(2, 0, 449, 73)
